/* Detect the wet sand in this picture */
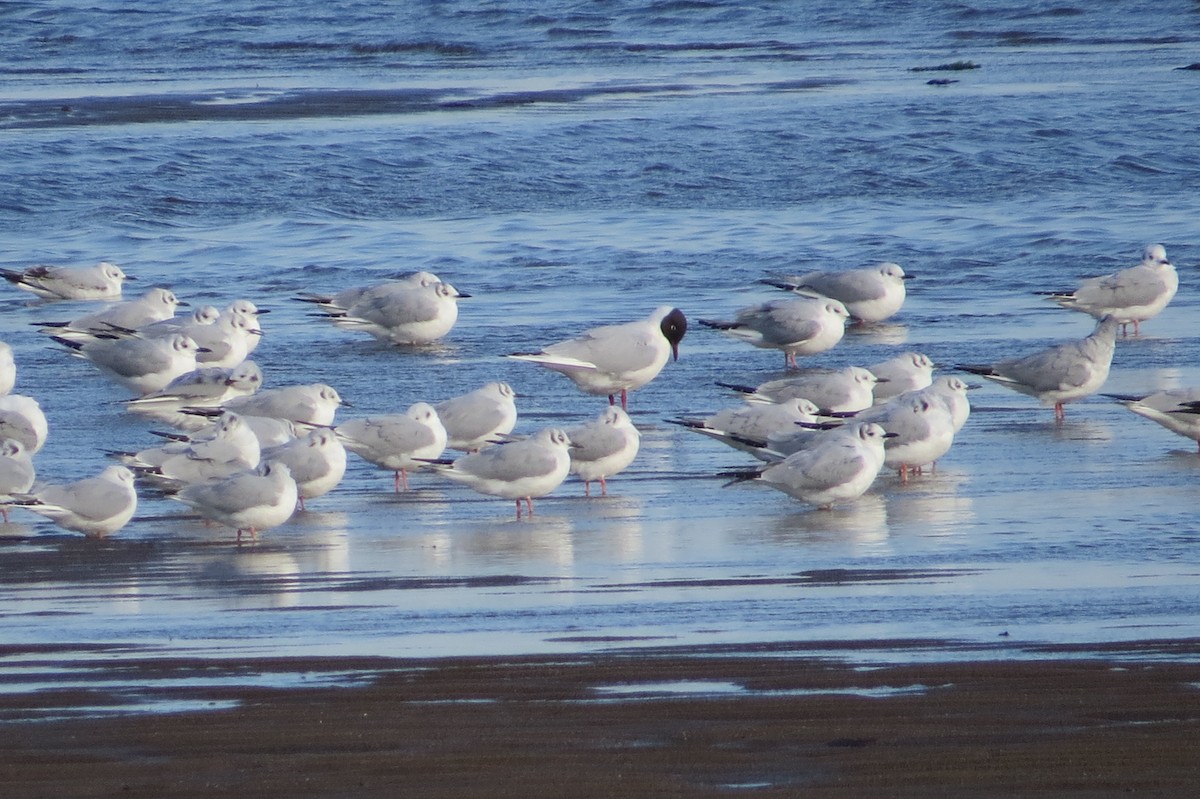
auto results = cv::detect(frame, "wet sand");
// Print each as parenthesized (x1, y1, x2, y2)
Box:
(3, 641, 1200, 797)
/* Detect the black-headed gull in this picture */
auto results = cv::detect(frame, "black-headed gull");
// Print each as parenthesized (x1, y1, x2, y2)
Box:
(958, 316, 1120, 420)
(1104, 387, 1200, 452)
(166, 311, 262, 369)
(420, 427, 573, 518)
(867, 352, 935, 404)
(293, 271, 444, 313)
(0, 394, 50, 454)
(435, 381, 518, 452)
(52, 332, 208, 395)
(0, 439, 36, 522)
(219, 383, 346, 426)
(0, 342, 13, 396)
(172, 462, 298, 542)
(336, 402, 447, 491)
(7, 465, 138, 537)
(120, 412, 262, 490)
(508, 306, 687, 409)
(721, 422, 892, 509)
(668, 397, 822, 456)
(1, 261, 133, 301)
(30, 287, 186, 340)
(1038, 244, 1176, 336)
(699, 297, 849, 368)
(261, 428, 347, 510)
(566, 407, 640, 496)
(124, 360, 264, 430)
(766, 262, 910, 323)
(324, 281, 467, 346)
(718, 365, 881, 414)
(850, 395, 958, 482)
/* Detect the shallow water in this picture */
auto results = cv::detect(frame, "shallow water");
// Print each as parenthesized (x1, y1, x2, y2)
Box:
(2, 1, 1200, 703)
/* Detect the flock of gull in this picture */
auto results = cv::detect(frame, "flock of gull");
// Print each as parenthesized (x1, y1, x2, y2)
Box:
(0, 242, 1187, 541)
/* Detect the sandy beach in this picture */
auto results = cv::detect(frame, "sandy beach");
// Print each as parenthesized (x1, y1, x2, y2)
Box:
(3, 640, 1200, 797)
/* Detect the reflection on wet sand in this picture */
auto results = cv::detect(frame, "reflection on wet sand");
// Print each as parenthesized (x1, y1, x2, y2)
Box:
(844, 321, 909, 347)
(765, 493, 890, 549)
(883, 469, 975, 537)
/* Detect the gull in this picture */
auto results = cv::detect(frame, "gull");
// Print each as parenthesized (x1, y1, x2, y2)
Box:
(718, 365, 881, 414)
(0, 261, 133, 300)
(0, 342, 14, 395)
(171, 462, 298, 542)
(324, 281, 468, 346)
(1104, 388, 1200, 452)
(293, 271, 443, 313)
(508, 306, 688, 409)
(7, 465, 137, 537)
(958, 316, 1120, 420)
(765, 262, 911, 323)
(180, 409, 298, 448)
(336, 402, 447, 491)
(218, 383, 346, 426)
(261, 428, 347, 510)
(435, 381, 518, 451)
(912, 376, 976, 433)
(124, 360, 264, 430)
(30, 287, 186, 341)
(668, 397, 822, 456)
(135, 304, 220, 338)
(851, 395, 958, 481)
(867, 352, 935, 404)
(1038, 244, 1176, 336)
(226, 300, 269, 355)
(52, 332, 208, 395)
(120, 412, 262, 490)
(699, 297, 849, 368)
(721, 422, 893, 509)
(566, 407, 641, 496)
(0, 394, 49, 454)
(0, 439, 36, 522)
(139, 309, 262, 369)
(420, 427, 573, 518)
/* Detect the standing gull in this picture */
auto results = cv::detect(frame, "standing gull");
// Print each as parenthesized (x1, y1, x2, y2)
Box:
(867, 352, 935, 404)
(718, 365, 881, 414)
(52, 332, 208, 395)
(261, 428, 347, 510)
(172, 462, 298, 542)
(1, 262, 133, 301)
(699, 297, 849, 368)
(721, 422, 893, 509)
(124, 360, 264, 430)
(0, 439, 36, 522)
(294, 271, 444, 313)
(0, 394, 49, 454)
(325, 281, 468, 346)
(219, 383, 346, 427)
(30, 287, 186, 340)
(0, 342, 14, 395)
(7, 465, 138, 537)
(420, 427, 573, 518)
(668, 397, 822, 456)
(1104, 388, 1200, 452)
(1039, 244, 1176, 336)
(336, 402, 447, 491)
(508, 306, 688, 409)
(765, 262, 911, 323)
(566, 406, 641, 496)
(435, 381, 518, 452)
(958, 316, 1120, 420)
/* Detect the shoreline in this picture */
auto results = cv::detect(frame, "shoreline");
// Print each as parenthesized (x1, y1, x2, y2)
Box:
(2, 640, 1199, 797)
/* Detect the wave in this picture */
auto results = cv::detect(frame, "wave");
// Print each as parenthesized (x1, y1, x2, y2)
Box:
(0, 77, 842, 130)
